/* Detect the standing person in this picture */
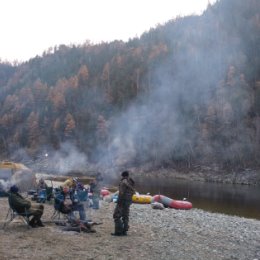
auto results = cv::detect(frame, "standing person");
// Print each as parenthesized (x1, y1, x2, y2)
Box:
(36, 178, 49, 203)
(89, 173, 103, 210)
(72, 182, 88, 221)
(9, 185, 45, 228)
(36, 178, 48, 191)
(112, 171, 135, 236)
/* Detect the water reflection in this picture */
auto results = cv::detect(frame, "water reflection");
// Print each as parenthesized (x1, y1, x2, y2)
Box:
(134, 177, 260, 220)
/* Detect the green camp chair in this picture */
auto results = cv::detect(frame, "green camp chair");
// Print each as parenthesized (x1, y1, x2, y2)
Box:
(3, 196, 32, 229)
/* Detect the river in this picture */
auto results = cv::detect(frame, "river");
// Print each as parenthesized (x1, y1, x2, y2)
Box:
(134, 177, 260, 220)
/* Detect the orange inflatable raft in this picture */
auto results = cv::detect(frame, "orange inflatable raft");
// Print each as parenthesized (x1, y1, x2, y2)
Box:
(152, 194, 192, 210)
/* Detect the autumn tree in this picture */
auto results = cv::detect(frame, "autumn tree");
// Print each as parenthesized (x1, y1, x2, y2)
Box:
(77, 65, 89, 86)
(32, 79, 48, 109)
(96, 115, 108, 141)
(48, 79, 66, 111)
(64, 113, 76, 139)
(26, 112, 41, 155)
(102, 62, 113, 103)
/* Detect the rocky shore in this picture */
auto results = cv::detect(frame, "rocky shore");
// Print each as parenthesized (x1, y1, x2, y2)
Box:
(127, 166, 260, 186)
(0, 198, 259, 260)
(10, 156, 260, 186)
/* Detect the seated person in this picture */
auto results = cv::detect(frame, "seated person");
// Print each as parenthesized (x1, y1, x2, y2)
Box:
(54, 186, 86, 222)
(54, 186, 73, 214)
(62, 177, 78, 189)
(73, 182, 88, 220)
(9, 185, 45, 228)
(36, 178, 52, 202)
(75, 182, 88, 202)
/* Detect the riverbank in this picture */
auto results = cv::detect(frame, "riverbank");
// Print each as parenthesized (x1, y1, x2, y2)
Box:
(124, 165, 260, 186)
(0, 198, 259, 260)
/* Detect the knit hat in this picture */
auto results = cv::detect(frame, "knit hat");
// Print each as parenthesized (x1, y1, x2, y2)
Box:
(121, 171, 129, 177)
(10, 185, 19, 193)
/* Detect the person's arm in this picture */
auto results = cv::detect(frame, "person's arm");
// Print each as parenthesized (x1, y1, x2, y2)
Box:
(55, 193, 65, 204)
(122, 179, 135, 193)
(16, 194, 31, 209)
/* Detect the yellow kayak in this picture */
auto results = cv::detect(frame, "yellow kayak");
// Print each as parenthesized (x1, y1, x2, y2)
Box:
(132, 194, 152, 204)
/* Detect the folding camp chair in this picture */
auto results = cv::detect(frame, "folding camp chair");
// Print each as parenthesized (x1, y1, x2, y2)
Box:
(50, 209, 70, 224)
(50, 190, 72, 224)
(3, 196, 32, 229)
(46, 186, 53, 201)
(37, 187, 53, 203)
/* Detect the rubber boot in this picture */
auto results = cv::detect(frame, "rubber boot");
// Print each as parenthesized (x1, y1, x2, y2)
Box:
(111, 220, 123, 236)
(36, 219, 45, 227)
(29, 217, 37, 228)
(122, 222, 129, 236)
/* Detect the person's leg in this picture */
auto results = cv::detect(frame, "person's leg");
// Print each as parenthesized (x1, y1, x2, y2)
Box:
(69, 203, 79, 221)
(28, 215, 37, 227)
(68, 211, 77, 223)
(28, 204, 44, 227)
(77, 204, 86, 221)
(112, 203, 124, 236)
(122, 201, 131, 234)
(83, 200, 91, 221)
(92, 195, 99, 209)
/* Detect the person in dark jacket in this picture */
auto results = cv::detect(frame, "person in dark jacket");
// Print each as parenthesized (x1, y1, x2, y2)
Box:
(36, 178, 48, 191)
(9, 185, 44, 228)
(111, 171, 135, 236)
(89, 172, 103, 209)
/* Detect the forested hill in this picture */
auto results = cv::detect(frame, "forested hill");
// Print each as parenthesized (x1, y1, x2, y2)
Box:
(0, 0, 259, 173)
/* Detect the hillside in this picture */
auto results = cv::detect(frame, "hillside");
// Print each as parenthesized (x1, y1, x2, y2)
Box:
(0, 0, 259, 176)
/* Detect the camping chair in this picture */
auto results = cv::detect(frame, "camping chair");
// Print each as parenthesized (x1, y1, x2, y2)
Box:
(46, 186, 53, 201)
(3, 196, 32, 229)
(51, 189, 73, 224)
(51, 203, 70, 222)
(37, 189, 47, 203)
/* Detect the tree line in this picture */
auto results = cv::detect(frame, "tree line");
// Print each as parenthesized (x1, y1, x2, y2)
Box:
(0, 0, 259, 170)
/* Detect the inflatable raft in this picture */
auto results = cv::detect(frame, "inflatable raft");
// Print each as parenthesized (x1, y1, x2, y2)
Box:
(100, 188, 110, 197)
(132, 194, 152, 204)
(152, 194, 192, 210)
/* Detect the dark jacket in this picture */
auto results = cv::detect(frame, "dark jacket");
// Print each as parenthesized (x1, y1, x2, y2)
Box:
(118, 177, 135, 201)
(9, 192, 31, 214)
(90, 180, 101, 197)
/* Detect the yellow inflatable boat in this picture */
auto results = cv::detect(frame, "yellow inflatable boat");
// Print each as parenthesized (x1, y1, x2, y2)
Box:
(132, 194, 152, 204)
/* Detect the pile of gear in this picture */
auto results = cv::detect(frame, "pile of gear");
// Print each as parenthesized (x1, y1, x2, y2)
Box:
(60, 219, 100, 233)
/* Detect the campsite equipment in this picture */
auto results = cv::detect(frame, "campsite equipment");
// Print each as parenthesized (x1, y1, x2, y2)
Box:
(151, 202, 165, 210)
(37, 189, 47, 203)
(101, 188, 110, 197)
(0, 161, 36, 191)
(132, 193, 152, 204)
(152, 194, 192, 209)
(112, 193, 118, 203)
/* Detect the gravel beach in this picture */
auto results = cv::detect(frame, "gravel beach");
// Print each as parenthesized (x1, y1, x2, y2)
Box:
(0, 197, 259, 260)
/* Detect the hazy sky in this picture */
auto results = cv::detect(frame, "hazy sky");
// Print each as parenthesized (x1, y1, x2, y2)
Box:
(0, 0, 216, 62)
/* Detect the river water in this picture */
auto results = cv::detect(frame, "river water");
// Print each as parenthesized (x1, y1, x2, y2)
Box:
(134, 177, 260, 220)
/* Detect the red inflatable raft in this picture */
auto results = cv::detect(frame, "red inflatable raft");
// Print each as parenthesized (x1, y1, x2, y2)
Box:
(152, 194, 192, 210)
(100, 188, 110, 197)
